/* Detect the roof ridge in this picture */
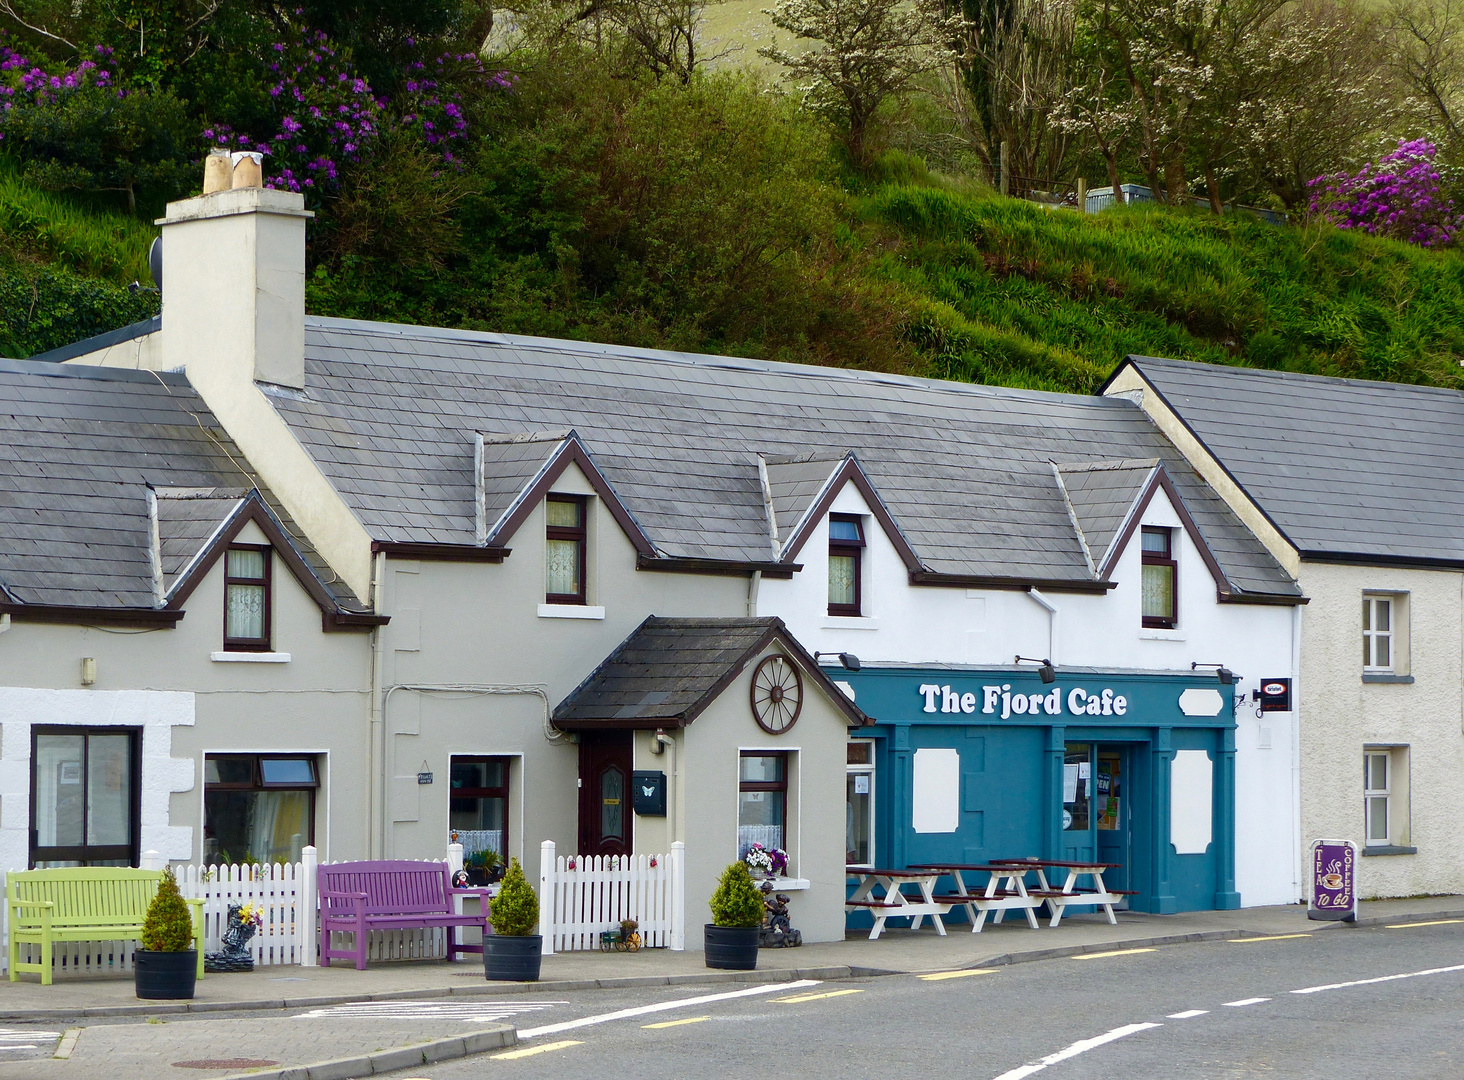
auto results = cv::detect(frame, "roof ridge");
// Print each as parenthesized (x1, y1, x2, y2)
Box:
(1129, 354, 1464, 401)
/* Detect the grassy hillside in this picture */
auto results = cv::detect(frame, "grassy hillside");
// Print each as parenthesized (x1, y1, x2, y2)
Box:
(6, 156, 1464, 394)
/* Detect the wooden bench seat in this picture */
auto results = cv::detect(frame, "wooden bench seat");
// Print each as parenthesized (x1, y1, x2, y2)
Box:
(6, 868, 204, 986)
(319, 860, 492, 970)
(843, 900, 906, 909)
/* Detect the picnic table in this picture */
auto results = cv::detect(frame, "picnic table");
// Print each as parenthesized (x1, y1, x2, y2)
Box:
(845, 867, 952, 940)
(989, 859, 1136, 926)
(908, 863, 1062, 933)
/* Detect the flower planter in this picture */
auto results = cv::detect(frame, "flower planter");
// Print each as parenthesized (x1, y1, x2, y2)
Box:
(483, 934, 542, 982)
(135, 950, 198, 1000)
(704, 924, 760, 971)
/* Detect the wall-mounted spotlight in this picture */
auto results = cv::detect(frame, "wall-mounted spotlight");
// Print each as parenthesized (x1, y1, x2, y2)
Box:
(814, 651, 861, 671)
(1015, 655, 1057, 684)
(1191, 661, 1238, 685)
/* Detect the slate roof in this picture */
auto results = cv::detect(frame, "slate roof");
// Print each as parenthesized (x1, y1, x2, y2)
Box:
(1114, 355, 1464, 564)
(268, 318, 1300, 599)
(0, 359, 368, 613)
(1055, 459, 1159, 576)
(552, 616, 866, 728)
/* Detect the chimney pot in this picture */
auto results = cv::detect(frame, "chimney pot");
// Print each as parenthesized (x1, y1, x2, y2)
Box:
(230, 151, 264, 190)
(203, 148, 232, 194)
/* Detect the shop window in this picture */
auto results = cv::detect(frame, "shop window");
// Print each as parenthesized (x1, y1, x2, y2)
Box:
(545, 495, 587, 605)
(1363, 594, 1408, 674)
(1364, 747, 1410, 849)
(224, 545, 272, 650)
(204, 754, 317, 865)
(1141, 527, 1176, 628)
(828, 515, 865, 616)
(450, 756, 510, 861)
(738, 752, 788, 861)
(846, 741, 875, 867)
(30, 727, 139, 868)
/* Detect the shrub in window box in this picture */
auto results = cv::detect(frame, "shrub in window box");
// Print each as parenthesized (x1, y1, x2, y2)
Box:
(705, 861, 763, 970)
(483, 858, 541, 981)
(464, 848, 504, 887)
(135, 868, 199, 1000)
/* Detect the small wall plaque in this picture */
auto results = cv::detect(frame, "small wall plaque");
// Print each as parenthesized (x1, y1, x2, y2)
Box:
(417, 771, 434, 785)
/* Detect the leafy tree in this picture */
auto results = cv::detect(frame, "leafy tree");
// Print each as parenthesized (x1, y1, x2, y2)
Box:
(141, 868, 195, 952)
(760, 0, 956, 166)
(488, 858, 540, 936)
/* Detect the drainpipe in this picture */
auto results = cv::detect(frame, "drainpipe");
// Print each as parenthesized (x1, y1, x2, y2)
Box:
(653, 729, 678, 844)
(746, 570, 762, 617)
(0, 614, 10, 635)
(1026, 587, 1059, 664)
(369, 550, 387, 859)
(1290, 599, 1303, 902)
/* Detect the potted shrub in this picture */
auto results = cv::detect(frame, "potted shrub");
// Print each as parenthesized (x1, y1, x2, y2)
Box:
(705, 861, 764, 970)
(135, 868, 198, 1000)
(465, 848, 504, 886)
(483, 858, 541, 981)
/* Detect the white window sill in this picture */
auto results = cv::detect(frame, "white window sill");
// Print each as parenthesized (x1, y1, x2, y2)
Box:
(821, 617, 879, 631)
(211, 651, 291, 663)
(755, 876, 810, 890)
(538, 604, 606, 620)
(1139, 629, 1186, 641)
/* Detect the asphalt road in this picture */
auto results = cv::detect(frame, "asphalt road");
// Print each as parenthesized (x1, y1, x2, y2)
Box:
(378, 920, 1464, 1080)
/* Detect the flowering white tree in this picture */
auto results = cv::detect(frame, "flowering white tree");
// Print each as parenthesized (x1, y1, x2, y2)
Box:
(759, 0, 959, 165)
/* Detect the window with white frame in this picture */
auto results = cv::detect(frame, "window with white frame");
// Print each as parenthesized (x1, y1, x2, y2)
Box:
(1362, 595, 1394, 671)
(1364, 747, 1410, 849)
(846, 741, 875, 867)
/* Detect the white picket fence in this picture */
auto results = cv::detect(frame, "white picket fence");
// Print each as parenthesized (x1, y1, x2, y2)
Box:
(537, 840, 684, 954)
(176, 850, 317, 967)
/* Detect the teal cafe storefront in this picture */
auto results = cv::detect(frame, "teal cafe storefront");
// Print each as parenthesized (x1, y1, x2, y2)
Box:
(841, 667, 1240, 916)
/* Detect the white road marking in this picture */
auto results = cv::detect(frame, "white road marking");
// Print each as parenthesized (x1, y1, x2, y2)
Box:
(293, 1000, 567, 1023)
(1166, 1010, 1208, 1019)
(517, 980, 821, 1039)
(1222, 997, 1270, 1007)
(1291, 963, 1464, 995)
(988, 1022, 1163, 1080)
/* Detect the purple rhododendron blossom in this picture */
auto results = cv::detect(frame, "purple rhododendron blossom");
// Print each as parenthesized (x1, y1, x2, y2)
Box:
(1310, 140, 1464, 248)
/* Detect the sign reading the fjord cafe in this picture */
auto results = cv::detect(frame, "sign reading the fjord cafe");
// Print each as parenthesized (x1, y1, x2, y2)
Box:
(919, 683, 1131, 719)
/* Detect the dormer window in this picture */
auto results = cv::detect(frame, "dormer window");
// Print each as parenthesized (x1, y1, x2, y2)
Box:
(828, 514, 865, 617)
(224, 545, 271, 650)
(545, 495, 587, 605)
(1141, 527, 1176, 628)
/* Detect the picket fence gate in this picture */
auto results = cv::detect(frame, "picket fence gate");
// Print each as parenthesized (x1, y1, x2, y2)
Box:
(537, 840, 684, 954)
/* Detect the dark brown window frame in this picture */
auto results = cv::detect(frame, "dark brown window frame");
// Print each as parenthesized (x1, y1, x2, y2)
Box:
(223, 544, 273, 651)
(738, 751, 789, 834)
(827, 514, 865, 617)
(545, 495, 588, 605)
(29, 725, 142, 868)
(1141, 526, 1177, 629)
(203, 753, 320, 857)
(449, 755, 512, 856)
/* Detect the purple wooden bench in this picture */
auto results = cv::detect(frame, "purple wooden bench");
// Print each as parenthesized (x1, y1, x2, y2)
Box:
(318, 860, 493, 970)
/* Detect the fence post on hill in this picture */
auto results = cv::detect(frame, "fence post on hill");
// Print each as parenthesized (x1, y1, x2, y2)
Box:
(300, 845, 318, 966)
(999, 141, 1010, 197)
(1076, 177, 1087, 213)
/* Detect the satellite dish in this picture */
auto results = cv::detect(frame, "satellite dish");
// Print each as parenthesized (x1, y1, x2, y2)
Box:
(149, 237, 162, 292)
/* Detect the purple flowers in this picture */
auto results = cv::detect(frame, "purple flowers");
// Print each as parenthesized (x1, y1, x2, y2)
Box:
(0, 37, 129, 143)
(1310, 140, 1464, 249)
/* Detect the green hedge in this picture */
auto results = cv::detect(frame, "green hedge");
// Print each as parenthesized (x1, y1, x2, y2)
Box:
(0, 261, 158, 359)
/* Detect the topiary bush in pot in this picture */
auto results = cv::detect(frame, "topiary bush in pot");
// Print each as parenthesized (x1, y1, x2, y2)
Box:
(484, 857, 542, 981)
(705, 861, 764, 970)
(136, 868, 199, 999)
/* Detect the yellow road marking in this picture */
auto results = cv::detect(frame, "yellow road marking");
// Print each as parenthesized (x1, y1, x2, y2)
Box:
(1073, 948, 1156, 960)
(1229, 933, 1313, 942)
(643, 1016, 712, 1029)
(491, 1039, 584, 1059)
(1386, 919, 1463, 929)
(918, 968, 999, 981)
(772, 988, 866, 1003)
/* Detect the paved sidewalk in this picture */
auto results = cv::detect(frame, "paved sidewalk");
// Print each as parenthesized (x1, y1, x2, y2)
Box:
(0, 895, 1455, 1021)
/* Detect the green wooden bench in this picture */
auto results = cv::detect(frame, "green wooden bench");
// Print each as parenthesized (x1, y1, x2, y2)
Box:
(6, 868, 205, 985)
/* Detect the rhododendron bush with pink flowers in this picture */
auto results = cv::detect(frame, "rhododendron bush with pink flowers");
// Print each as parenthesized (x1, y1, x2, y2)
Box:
(1310, 140, 1464, 249)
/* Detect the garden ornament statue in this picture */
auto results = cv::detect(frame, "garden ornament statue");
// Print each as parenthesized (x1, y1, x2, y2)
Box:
(758, 881, 801, 948)
(205, 903, 263, 972)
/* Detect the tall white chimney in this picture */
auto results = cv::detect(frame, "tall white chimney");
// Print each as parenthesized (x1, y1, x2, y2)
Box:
(157, 183, 313, 389)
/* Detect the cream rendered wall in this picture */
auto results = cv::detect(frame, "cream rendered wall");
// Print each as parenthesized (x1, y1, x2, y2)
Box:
(0, 520, 373, 867)
(1297, 561, 1464, 898)
(377, 462, 748, 874)
(633, 643, 851, 950)
(759, 480, 1302, 906)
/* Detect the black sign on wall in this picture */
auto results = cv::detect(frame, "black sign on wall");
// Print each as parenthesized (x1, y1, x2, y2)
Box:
(1259, 678, 1292, 712)
(631, 770, 667, 816)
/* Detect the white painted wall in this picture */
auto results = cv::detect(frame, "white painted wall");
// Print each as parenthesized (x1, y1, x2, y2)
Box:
(759, 479, 1302, 907)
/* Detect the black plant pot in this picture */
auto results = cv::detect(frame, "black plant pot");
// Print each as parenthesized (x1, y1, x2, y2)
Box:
(704, 924, 760, 971)
(483, 934, 542, 982)
(135, 949, 198, 1000)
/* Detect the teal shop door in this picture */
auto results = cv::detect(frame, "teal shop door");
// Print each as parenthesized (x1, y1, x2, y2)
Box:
(1063, 744, 1132, 905)
(1062, 743, 1095, 863)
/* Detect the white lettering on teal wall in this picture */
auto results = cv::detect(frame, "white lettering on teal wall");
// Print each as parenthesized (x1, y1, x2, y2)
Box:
(918, 683, 1127, 719)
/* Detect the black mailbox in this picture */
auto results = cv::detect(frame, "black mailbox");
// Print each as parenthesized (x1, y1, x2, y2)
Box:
(631, 770, 667, 816)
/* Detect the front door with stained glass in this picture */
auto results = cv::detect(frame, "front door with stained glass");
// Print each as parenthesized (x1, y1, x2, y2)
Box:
(578, 732, 633, 858)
